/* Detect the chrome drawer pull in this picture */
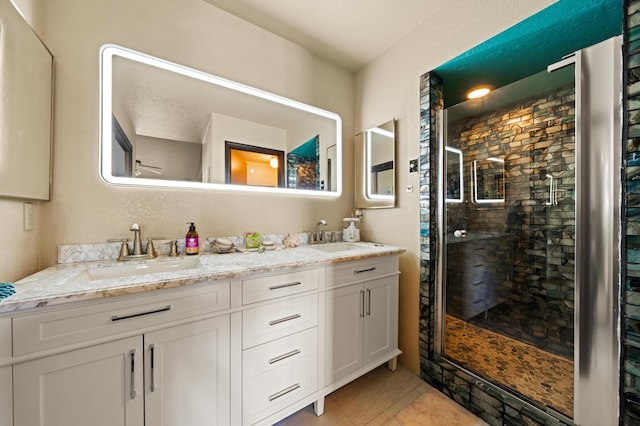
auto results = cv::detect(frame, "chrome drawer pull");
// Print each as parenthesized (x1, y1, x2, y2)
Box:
(354, 267, 376, 274)
(268, 383, 301, 402)
(268, 313, 301, 326)
(149, 344, 156, 392)
(268, 281, 302, 290)
(111, 305, 172, 322)
(130, 350, 137, 400)
(268, 349, 301, 364)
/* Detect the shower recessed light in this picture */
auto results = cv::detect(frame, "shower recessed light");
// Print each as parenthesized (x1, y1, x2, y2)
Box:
(466, 85, 494, 99)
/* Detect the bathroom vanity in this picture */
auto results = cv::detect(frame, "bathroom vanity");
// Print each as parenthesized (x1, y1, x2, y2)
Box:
(0, 242, 403, 426)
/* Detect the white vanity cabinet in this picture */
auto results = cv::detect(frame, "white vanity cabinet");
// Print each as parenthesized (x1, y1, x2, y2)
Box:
(241, 268, 320, 426)
(325, 256, 400, 386)
(12, 281, 231, 426)
(14, 336, 145, 426)
(6, 247, 404, 426)
(0, 317, 12, 426)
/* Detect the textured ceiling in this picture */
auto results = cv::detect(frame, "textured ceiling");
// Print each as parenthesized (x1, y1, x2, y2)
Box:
(436, 0, 623, 106)
(201, 0, 448, 72)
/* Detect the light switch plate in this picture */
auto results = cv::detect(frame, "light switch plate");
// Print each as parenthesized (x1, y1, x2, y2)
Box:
(409, 159, 418, 174)
(23, 202, 34, 231)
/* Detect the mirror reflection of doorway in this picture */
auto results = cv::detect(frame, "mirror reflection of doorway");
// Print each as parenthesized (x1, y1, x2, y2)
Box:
(225, 141, 284, 188)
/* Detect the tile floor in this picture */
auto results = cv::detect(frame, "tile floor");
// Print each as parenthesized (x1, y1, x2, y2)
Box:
(276, 364, 488, 426)
(444, 315, 574, 418)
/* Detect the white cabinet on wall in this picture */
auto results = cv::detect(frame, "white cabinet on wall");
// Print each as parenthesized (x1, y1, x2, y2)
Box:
(325, 257, 400, 386)
(0, 317, 12, 426)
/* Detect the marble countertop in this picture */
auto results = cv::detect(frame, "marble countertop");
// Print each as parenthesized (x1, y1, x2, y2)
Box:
(0, 242, 404, 314)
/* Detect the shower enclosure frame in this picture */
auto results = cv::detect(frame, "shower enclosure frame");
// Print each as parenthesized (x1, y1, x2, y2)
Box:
(434, 36, 622, 425)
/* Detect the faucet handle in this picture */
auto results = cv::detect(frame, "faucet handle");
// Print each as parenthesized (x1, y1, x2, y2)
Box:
(167, 240, 179, 257)
(146, 239, 158, 258)
(117, 239, 130, 261)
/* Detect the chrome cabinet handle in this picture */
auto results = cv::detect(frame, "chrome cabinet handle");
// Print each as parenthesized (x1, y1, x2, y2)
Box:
(268, 313, 301, 326)
(149, 344, 156, 392)
(111, 305, 171, 322)
(268, 281, 302, 290)
(268, 349, 301, 365)
(354, 267, 376, 274)
(268, 383, 301, 402)
(366, 289, 371, 316)
(360, 290, 365, 317)
(130, 350, 137, 400)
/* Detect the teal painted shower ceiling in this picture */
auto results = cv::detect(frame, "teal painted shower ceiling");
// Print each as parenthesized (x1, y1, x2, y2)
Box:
(436, 0, 622, 107)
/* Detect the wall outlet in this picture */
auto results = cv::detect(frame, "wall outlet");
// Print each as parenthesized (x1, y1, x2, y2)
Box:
(355, 209, 365, 223)
(23, 202, 34, 231)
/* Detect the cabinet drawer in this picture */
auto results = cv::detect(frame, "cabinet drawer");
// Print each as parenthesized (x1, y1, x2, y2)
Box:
(242, 269, 318, 305)
(0, 317, 10, 361)
(13, 281, 230, 356)
(243, 294, 317, 349)
(329, 256, 398, 287)
(243, 328, 318, 425)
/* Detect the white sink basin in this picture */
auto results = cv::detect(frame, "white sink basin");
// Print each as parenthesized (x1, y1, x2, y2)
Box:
(87, 257, 202, 280)
(310, 243, 365, 253)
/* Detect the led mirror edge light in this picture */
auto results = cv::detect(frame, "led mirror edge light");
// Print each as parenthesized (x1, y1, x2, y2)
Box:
(98, 44, 342, 198)
(445, 146, 464, 203)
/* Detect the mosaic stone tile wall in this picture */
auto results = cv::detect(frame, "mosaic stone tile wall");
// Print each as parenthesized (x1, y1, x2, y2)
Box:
(625, 2, 640, 424)
(446, 86, 576, 359)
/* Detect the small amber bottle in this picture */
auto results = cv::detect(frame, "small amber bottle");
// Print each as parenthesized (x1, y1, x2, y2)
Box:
(185, 222, 199, 255)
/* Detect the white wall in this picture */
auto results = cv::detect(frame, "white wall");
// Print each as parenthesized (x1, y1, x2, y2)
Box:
(26, 0, 354, 268)
(354, 0, 555, 373)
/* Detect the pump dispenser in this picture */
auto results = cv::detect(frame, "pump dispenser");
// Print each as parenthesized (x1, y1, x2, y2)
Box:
(343, 217, 360, 242)
(185, 222, 199, 255)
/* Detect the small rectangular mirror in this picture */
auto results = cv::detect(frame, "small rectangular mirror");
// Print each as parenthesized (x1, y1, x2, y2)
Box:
(356, 119, 395, 209)
(445, 147, 463, 203)
(472, 157, 505, 203)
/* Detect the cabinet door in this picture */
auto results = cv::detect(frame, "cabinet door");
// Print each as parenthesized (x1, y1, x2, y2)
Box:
(0, 366, 11, 426)
(363, 276, 398, 365)
(325, 284, 364, 384)
(13, 336, 144, 426)
(144, 315, 230, 426)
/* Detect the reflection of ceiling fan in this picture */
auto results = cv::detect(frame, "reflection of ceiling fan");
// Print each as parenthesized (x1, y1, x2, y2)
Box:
(135, 160, 163, 176)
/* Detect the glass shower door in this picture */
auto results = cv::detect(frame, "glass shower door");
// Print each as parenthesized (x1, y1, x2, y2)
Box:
(440, 65, 575, 419)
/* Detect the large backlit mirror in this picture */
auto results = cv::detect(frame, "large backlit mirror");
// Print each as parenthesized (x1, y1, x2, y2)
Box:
(0, 0, 53, 200)
(100, 45, 342, 197)
(355, 119, 395, 209)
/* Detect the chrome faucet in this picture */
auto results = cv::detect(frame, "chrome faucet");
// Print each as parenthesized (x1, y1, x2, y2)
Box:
(118, 223, 158, 261)
(314, 220, 327, 243)
(130, 223, 143, 255)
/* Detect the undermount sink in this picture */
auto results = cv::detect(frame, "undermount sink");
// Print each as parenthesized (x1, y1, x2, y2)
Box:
(86, 257, 203, 280)
(310, 242, 366, 253)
